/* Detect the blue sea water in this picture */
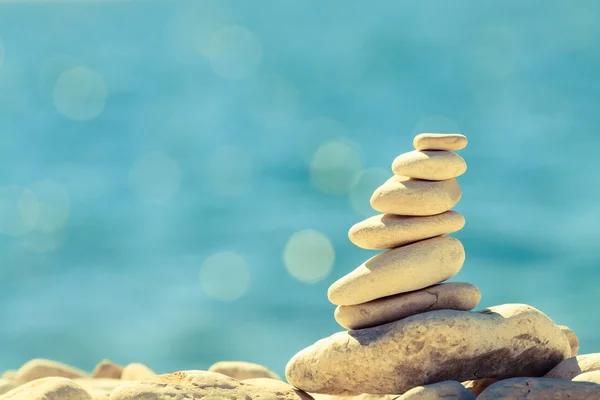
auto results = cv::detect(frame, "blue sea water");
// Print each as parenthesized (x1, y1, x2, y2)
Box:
(0, 0, 599, 378)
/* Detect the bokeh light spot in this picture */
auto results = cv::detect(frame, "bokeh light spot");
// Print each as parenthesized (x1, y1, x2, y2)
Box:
(208, 146, 259, 197)
(297, 117, 347, 162)
(310, 139, 364, 196)
(19, 231, 63, 254)
(348, 168, 389, 217)
(30, 180, 70, 233)
(40, 54, 84, 97)
(283, 229, 335, 283)
(206, 25, 262, 80)
(53, 66, 108, 121)
(411, 115, 462, 136)
(199, 251, 250, 301)
(248, 73, 300, 131)
(130, 151, 182, 204)
(0, 185, 39, 237)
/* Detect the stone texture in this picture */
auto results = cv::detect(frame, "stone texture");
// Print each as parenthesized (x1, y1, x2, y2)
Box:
(208, 360, 280, 380)
(328, 236, 465, 306)
(461, 378, 498, 396)
(110, 370, 313, 400)
(14, 359, 88, 384)
(348, 212, 465, 250)
(0, 377, 92, 400)
(413, 134, 468, 151)
(91, 360, 122, 379)
(120, 363, 156, 381)
(573, 371, 600, 384)
(544, 353, 600, 380)
(370, 176, 462, 216)
(243, 378, 314, 399)
(0, 372, 15, 381)
(398, 380, 474, 399)
(285, 304, 570, 395)
(73, 379, 122, 399)
(392, 151, 467, 181)
(0, 380, 16, 396)
(558, 325, 579, 357)
(477, 377, 600, 399)
(334, 282, 480, 330)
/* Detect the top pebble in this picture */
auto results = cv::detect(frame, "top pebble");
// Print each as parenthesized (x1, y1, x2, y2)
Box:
(414, 133, 468, 151)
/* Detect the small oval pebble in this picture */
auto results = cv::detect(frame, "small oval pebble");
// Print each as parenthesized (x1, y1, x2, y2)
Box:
(398, 380, 474, 400)
(328, 236, 465, 306)
(208, 361, 280, 380)
(335, 282, 480, 330)
(0, 377, 91, 400)
(349, 211, 465, 250)
(544, 353, 600, 380)
(413, 133, 467, 151)
(392, 150, 467, 181)
(120, 363, 156, 380)
(477, 377, 600, 399)
(91, 360, 123, 379)
(559, 325, 579, 357)
(14, 359, 88, 384)
(573, 371, 600, 384)
(370, 176, 461, 216)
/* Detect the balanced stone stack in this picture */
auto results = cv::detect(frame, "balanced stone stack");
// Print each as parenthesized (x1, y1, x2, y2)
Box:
(285, 133, 575, 396)
(331, 133, 480, 331)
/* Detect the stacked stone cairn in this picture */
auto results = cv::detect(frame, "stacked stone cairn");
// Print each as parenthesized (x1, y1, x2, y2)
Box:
(285, 133, 600, 399)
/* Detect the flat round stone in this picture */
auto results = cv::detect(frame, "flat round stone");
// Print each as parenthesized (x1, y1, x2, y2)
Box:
(370, 176, 461, 216)
(328, 236, 465, 306)
(413, 133, 468, 151)
(392, 150, 467, 180)
(334, 282, 481, 330)
(349, 211, 465, 250)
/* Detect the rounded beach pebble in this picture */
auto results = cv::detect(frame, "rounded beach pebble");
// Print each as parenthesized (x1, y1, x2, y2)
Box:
(91, 359, 123, 379)
(0, 377, 91, 400)
(348, 211, 465, 250)
(558, 325, 579, 357)
(208, 361, 280, 380)
(573, 371, 600, 384)
(477, 377, 600, 399)
(0, 380, 16, 396)
(285, 304, 570, 395)
(334, 282, 480, 330)
(370, 176, 461, 216)
(413, 133, 468, 151)
(328, 236, 465, 306)
(13, 359, 87, 384)
(544, 353, 600, 380)
(392, 150, 467, 181)
(120, 363, 156, 380)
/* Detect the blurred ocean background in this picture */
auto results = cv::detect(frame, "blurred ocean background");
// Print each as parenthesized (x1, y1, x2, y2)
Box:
(0, 0, 599, 377)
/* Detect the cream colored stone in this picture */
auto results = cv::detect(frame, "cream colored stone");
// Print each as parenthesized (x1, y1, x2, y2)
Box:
(0, 380, 16, 396)
(370, 176, 461, 216)
(392, 151, 466, 181)
(109, 370, 313, 400)
(73, 379, 122, 399)
(573, 371, 600, 384)
(398, 380, 474, 399)
(461, 378, 498, 396)
(208, 360, 280, 380)
(285, 304, 570, 395)
(348, 212, 465, 250)
(559, 325, 579, 357)
(413, 134, 467, 151)
(91, 360, 122, 379)
(328, 236, 465, 306)
(311, 394, 395, 400)
(477, 377, 600, 399)
(0, 372, 15, 381)
(14, 359, 88, 384)
(544, 353, 600, 380)
(0, 377, 91, 400)
(335, 282, 480, 330)
(120, 363, 156, 381)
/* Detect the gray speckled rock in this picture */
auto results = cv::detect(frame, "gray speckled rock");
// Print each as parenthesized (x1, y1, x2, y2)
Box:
(110, 370, 314, 400)
(285, 304, 570, 395)
(558, 325, 579, 357)
(544, 353, 600, 380)
(413, 134, 467, 151)
(334, 282, 480, 330)
(398, 381, 474, 399)
(208, 361, 280, 380)
(14, 359, 88, 384)
(370, 176, 462, 216)
(328, 236, 465, 306)
(477, 377, 600, 399)
(392, 151, 467, 181)
(0, 377, 92, 400)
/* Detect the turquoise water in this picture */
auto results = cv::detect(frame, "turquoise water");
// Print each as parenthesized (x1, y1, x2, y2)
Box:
(0, 0, 599, 377)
